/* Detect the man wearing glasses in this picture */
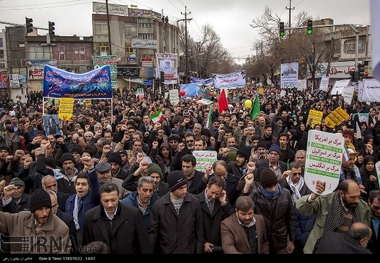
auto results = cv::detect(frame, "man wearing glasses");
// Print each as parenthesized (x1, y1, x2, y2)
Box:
(279, 161, 316, 254)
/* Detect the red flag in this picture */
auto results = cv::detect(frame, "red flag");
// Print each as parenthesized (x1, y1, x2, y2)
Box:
(218, 89, 228, 114)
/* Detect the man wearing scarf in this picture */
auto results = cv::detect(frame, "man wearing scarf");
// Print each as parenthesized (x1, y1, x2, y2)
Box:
(241, 168, 296, 254)
(279, 161, 316, 254)
(296, 179, 371, 254)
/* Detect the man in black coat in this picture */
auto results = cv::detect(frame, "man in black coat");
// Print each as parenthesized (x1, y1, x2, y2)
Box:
(313, 222, 372, 254)
(47, 190, 78, 254)
(195, 176, 234, 253)
(82, 182, 152, 254)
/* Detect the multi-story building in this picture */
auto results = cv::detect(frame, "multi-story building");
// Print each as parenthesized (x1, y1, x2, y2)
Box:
(92, 2, 179, 90)
(0, 29, 9, 99)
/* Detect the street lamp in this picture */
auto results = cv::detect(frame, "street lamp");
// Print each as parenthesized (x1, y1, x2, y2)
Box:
(348, 24, 359, 69)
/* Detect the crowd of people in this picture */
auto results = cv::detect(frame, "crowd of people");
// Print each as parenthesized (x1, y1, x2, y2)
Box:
(0, 84, 379, 254)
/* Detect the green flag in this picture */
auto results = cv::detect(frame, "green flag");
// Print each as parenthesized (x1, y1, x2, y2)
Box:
(250, 94, 260, 120)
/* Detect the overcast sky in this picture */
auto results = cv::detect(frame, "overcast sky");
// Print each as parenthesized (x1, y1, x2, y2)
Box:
(0, 0, 371, 63)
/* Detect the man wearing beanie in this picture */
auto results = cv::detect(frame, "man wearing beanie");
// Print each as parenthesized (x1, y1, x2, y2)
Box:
(147, 163, 169, 197)
(252, 139, 269, 163)
(226, 145, 252, 206)
(241, 168, 295, 254)
(255, 143, 287, 182)
(0, 187, 71, 254)
(148, 171, 204, 254)
(37, 152, 79, 195)
(108, 152, 128, 180)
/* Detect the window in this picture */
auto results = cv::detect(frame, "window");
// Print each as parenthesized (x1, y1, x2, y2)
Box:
(139, 34, 153, 40)
(0, 38, 3, 48)
(343, 38, 365, 54)
(0, 63, 5, 69)
(125, 25, 137, 39)
(28, 45, 50, 60)
(138, 23, 152, 28)
(126, 47, 134, 53)
(0, 50, 3, 59)
(94, 23, 108, 35)
(58, 46, 65, 61)
(80, 47, 86, 60)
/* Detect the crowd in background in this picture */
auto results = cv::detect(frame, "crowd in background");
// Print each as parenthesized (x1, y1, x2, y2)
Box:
(0, 83, 379, 254)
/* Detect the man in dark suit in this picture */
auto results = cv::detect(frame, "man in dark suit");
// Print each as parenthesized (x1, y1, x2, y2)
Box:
(47, 190, 78, 254)
(181, 153, 204, 195)
(221, 196, 269, 254)
(41, 175, 70, 212)
(278, 133, 295, 164)
(313, 222, 372, 254)
(196, 176, 234, 253)
(83, 182, 152, 254)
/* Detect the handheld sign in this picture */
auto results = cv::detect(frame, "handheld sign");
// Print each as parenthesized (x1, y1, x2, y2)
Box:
(58, 98, 74, 121)
(304, 130, 344, 195)
(192, 150, 217, 171)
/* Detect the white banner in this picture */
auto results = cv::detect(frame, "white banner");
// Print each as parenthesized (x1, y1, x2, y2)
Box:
(212, 70, 246, 89)
(169, 89, 179, 105)
(304, 130, 343, 195)
(371, 0, 380, 81)
(280, 62, 299, 88)
(330, 79, 350, 95)
(319, 76, 329, 91)
(297, 79, 307, 91)
(361, 78, 380, 102)
(342, 86, 355, 104)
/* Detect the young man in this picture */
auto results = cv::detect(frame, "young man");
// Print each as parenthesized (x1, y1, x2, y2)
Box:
(0, 188, 71, 254)
(220, 195, 269, 254)
(148, 171, 204, 254)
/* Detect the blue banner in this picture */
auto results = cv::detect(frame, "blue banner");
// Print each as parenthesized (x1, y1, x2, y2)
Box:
(43, 65, 112, 99)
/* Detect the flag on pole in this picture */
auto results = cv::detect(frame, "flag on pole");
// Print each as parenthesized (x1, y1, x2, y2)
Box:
(250, 94, 260, 120)
(205, 107, 213, 129)
(150, 109, 164, 124)
(218, 89, 228, 114)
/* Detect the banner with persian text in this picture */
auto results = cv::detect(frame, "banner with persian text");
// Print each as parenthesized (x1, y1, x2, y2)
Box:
(212, 70, 246, 89)
(43, 65, 112, 99)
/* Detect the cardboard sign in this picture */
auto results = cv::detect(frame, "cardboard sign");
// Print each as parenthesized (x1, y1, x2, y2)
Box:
(304, 130, 344, 195)
(58, 98, 74, 121)
(193, 150, 217, 171)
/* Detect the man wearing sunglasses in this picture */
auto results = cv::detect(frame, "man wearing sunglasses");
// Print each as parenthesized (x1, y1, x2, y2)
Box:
(279, 161, 316, 254)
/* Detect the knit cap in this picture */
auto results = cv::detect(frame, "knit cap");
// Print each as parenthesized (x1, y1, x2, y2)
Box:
(30, 189, 51, 212)
(167, 171, 188, 192)
(268, 144, 281, 155)
(236, 146, 252, 160)
(147, 163, 163, 177)
(260, 168, 278, 188)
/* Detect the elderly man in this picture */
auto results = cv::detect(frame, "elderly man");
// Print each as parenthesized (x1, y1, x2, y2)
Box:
(95, 162, 130, 199)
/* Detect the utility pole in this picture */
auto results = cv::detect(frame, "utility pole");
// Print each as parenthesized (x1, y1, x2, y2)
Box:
(286, 0, 295, 28)
(106, 0, 112, 55)
(180, 6, 192, 83)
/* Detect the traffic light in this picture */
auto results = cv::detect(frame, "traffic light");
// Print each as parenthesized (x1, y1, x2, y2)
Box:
(358, 63, 365, 79)
(279, 22, 285, 37)
(48, 21, 55, 36)
(25, 17, 33, 33)
(350, 71, 359, 82)
(307, 20, 313, 35)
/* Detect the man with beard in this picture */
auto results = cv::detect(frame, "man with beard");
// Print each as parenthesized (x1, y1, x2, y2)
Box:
(296, 179, 371, 254)
(0, 187, 71, 254)
(366, 190, 380, 254)
(108, 152, 128, 180)
(250, 139, 268, 164)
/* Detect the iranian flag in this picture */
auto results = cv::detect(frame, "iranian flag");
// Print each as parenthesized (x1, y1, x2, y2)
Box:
(150, 109, 164, 124)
